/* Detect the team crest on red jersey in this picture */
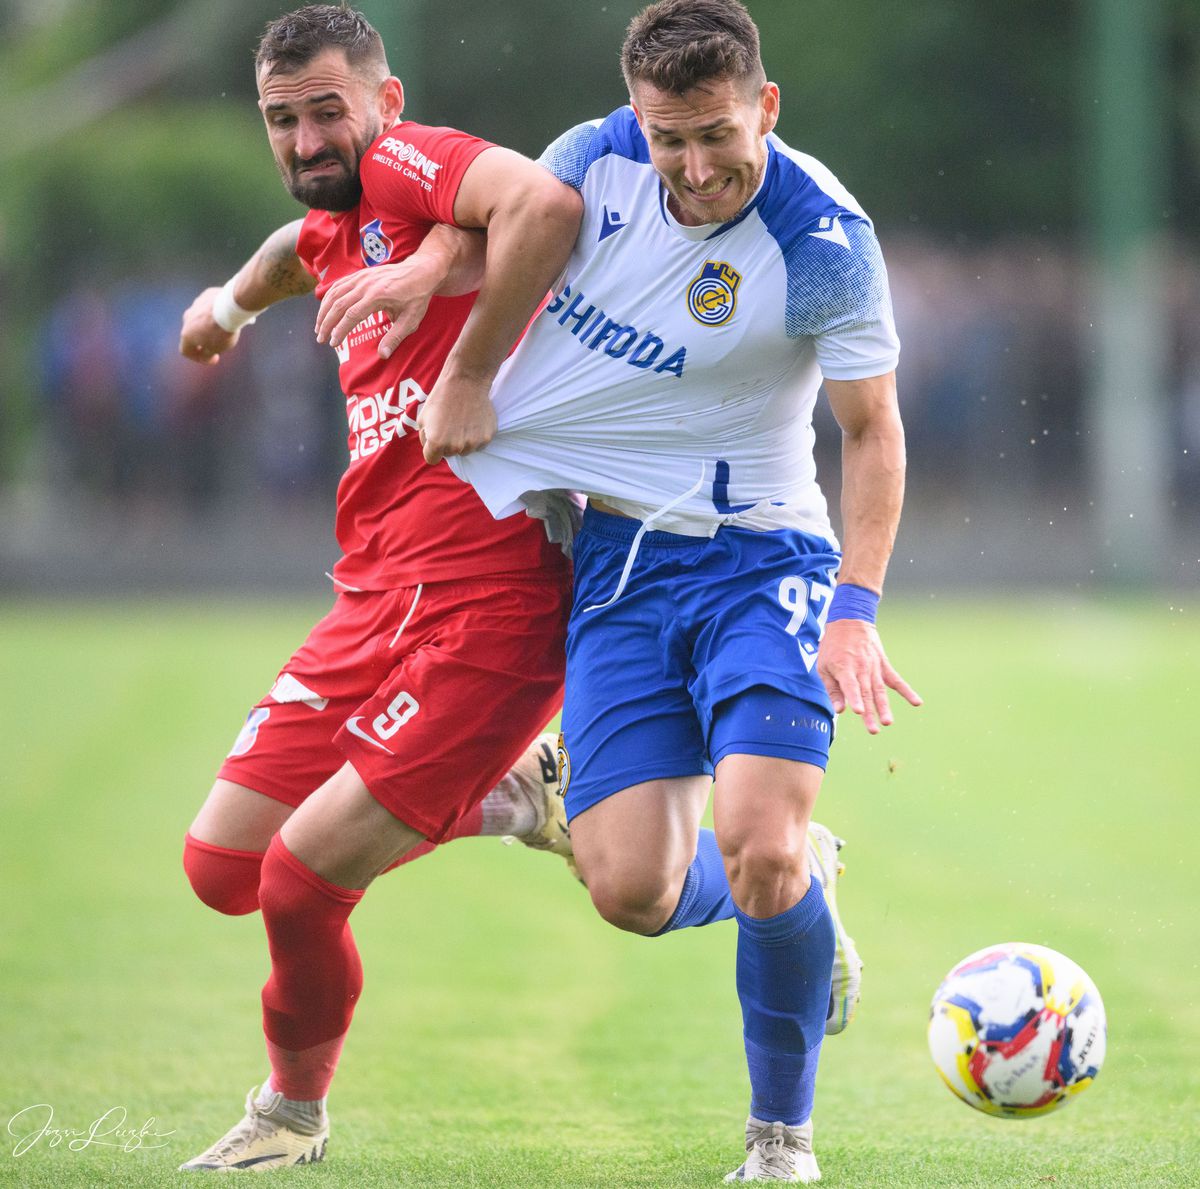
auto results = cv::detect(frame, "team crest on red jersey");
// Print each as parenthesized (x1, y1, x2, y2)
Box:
(360, 218, 393, 266)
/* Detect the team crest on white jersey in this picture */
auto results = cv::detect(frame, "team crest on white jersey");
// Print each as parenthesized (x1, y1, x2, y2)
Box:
(360, 218, 393, 266)
(686, 260, 741, 326)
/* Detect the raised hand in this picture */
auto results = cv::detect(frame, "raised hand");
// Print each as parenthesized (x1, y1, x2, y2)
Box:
(817, 617, 921, 734)
(315, 258, 444, 360)
(416, 371, 497, 465)
(179, 288, 240, 366)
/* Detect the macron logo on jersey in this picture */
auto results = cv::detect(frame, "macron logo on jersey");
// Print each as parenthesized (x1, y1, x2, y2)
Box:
(598, 206, 627, 242)
(808, 215, 851, 251)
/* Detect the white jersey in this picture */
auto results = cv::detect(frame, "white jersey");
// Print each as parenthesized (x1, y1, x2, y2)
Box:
(449, 107, 900, 547)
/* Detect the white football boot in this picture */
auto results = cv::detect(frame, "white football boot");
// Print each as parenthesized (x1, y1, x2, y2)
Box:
(725, 1117, 820, 1183)
(806, 823, 863, 1035)
(503, 733, 583, 883)
(179, 1085, 328, 1172)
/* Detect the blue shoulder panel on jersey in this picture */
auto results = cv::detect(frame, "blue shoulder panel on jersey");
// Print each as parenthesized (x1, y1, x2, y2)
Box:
(538, 107, 651, 190)
(598, 106, 653, 164)
(756, 144, 891, 340)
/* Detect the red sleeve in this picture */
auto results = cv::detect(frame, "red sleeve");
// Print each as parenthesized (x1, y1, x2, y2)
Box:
(294, 210, 328, 278)
(360, 121, 495, 227)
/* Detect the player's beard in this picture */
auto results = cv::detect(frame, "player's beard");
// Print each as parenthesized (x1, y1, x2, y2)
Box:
(285, 123, 380, 212)
(670, 152, 767, 227)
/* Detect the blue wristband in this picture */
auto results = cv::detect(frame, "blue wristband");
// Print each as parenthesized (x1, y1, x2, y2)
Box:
(827, 583, 879, 625)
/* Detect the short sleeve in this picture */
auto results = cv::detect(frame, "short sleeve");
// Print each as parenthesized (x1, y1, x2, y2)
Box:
(537, 109, 648, 190)
(783, 217, 900, 381)
(295, 210, 327, 278)
(361, 123, 495, 226)
(537, 121, 607, 190)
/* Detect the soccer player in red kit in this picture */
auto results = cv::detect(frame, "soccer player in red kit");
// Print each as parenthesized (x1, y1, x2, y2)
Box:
(175, 6, 582, 1170)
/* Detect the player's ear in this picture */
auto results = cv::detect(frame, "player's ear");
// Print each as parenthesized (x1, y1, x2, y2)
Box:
(758, 82, 780, 136)
(627, 83, 646, 133)
(379, 75, 404, 123)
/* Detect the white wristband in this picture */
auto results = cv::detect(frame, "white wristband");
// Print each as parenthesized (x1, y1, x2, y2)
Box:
(211, 279, 261, 333)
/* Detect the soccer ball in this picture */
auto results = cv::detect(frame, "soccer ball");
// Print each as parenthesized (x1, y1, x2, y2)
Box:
(927, 942, 1106, 1118)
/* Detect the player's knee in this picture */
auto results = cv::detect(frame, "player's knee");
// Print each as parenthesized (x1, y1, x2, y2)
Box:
(256, 836, 346, 935)
(256, 841, 303, 925)
(182, 833, 263, 916)
(587, 868, 679, 936)
(723, 836, 807, 916)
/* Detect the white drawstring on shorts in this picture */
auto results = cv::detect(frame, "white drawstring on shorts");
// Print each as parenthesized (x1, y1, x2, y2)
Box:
(582, 463, 708, 613)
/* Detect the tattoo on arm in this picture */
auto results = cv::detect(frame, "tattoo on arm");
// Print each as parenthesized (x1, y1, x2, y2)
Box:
(257, 220, 315, 300)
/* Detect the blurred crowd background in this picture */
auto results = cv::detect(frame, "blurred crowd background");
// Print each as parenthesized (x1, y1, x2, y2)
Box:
(0, 0, 1196, 593)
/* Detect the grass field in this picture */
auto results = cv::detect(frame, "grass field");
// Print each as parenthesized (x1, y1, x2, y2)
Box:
(1, 597, 1197, 1187)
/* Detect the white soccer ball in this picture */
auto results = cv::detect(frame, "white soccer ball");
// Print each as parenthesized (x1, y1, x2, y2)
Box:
(927, 942, 1106, 1118)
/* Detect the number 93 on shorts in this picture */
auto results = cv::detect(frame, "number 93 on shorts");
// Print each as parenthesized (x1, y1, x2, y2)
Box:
(560, 509, 840, 816)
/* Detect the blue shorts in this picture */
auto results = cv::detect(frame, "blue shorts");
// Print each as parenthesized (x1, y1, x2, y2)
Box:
(560, 507, 840, 820)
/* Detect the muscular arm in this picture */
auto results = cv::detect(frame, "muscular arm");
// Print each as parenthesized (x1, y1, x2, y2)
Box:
(313, 224, 486, 360)
(233, 219, 315, 307)
(408, 223, 486, 298)
(179, 219, 312, 366)
(826, 372, 905, 593)
(817, 371, 921, 732)
(418, 147, 584, 463)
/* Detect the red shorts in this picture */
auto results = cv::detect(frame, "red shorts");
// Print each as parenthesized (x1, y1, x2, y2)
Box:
(217, 571, 569, 842)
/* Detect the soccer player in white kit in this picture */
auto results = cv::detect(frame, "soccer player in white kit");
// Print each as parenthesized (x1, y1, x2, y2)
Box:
(417, 1, 923, 1180)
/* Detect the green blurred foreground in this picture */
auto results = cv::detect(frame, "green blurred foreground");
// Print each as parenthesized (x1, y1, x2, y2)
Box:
(1, 599, 1197, 1187)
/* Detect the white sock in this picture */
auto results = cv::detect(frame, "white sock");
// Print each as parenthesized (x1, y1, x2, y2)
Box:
(258, 1079, 327, 1135)
(479, 770, 541, 837)
(478, 740, 556, 837)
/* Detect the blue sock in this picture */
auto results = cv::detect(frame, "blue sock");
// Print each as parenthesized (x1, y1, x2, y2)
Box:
(653, 829, 735, 934)
(735, 878, 835, 1126)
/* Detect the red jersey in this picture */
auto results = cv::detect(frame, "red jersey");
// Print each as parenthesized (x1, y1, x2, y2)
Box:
(296, 121, 566, 591)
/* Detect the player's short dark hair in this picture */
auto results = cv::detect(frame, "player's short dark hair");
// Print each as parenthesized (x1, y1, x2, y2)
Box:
(621, 0, 765, 96)
(256, 4, 388, 83)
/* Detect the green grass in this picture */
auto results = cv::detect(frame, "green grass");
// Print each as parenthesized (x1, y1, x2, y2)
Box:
(0, 597, 1197, 1187)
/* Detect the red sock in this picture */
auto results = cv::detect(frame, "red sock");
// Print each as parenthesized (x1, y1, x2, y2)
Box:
(265, 1035, 347, 1103)
(259, 834, 365, 1100)
(183, 833, 264, 916)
